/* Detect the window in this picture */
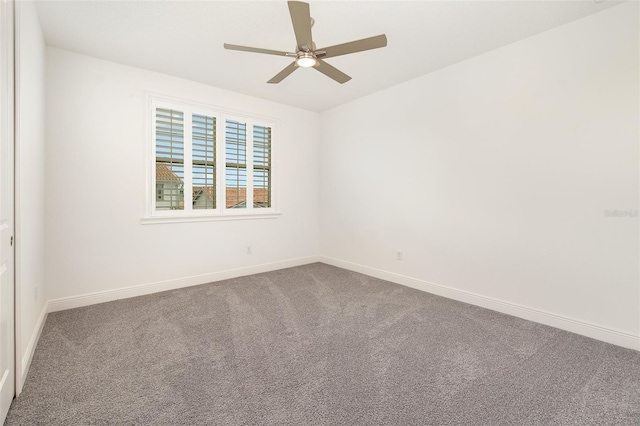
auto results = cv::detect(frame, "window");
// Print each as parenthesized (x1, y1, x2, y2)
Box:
(147, 97, 276, 222)
(155, 108, 185, 210)
(225, 119, 247, 209)
(193, 113, 216, 210)
(253, 125, 272, 208)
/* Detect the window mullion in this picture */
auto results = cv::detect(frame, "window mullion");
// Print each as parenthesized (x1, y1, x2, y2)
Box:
(213, 114, 219, 211)
(218, 114, 227, 211)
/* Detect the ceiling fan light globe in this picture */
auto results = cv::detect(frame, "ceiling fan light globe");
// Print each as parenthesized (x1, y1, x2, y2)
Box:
(296, 56, 317, 68)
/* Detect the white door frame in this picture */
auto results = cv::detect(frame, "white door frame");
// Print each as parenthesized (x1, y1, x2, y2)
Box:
(0, 0, 15, 420)
(12, 0, 22, 396)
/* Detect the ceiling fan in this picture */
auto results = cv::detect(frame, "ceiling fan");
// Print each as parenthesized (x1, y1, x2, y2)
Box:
(223, 1, 387, 84)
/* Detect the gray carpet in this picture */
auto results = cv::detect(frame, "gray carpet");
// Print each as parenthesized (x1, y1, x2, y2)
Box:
(5, 263, 640, 425)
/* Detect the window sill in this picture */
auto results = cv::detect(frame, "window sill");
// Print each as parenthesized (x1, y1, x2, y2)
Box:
(141, 211, 281, 225)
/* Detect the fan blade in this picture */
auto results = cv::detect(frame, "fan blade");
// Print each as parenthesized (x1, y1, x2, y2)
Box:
(288, 1, 313, 50)
(267, 62, 298, 84)
(319, 34, 387, 59)
(224, 43, 294, 57)
(315, 60, 351, 84)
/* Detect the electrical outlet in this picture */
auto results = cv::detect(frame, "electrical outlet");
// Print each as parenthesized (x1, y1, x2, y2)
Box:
(247, 245, 252, 254)
(396, 250, 403, 260)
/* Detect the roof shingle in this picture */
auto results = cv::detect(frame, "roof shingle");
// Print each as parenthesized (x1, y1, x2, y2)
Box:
(156, 163, 183, 183)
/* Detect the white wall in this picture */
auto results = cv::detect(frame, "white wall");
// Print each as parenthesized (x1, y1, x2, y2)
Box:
(45, 48, 320, 303)
(16, 0, 46, 390)
(320, 3, 639, 348)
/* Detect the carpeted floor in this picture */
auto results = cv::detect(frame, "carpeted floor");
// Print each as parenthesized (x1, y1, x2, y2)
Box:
(5, 263, 640, 425)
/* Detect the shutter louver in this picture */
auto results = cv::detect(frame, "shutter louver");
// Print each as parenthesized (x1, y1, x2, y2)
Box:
(155, 108, 184, 210)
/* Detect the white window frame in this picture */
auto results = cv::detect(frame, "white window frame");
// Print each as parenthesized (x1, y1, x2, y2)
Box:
(142, 95, 279, 224)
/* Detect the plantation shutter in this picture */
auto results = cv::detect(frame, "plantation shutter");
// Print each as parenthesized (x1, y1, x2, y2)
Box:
(155, 108, 184, 210)
(192, 114, 216, 210)
(225, 119, 247, 209)
(253, 125, 271, 208)
(150, 98, 275, 217)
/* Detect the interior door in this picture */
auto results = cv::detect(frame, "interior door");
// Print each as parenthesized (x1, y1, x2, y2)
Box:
(0, 0, 15, 421)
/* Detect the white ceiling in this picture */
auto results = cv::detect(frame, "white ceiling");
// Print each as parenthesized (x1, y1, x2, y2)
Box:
(35, 0, 622, 112)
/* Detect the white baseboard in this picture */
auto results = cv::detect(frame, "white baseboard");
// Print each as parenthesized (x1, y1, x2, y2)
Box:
(48, 256, 321, 313)
(17, 302, 48, 395)
(320, 256, 640, 351)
